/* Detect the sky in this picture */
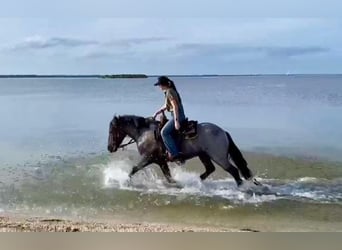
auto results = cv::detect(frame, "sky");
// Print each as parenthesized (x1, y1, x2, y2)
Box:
(0, 1, 341, 75)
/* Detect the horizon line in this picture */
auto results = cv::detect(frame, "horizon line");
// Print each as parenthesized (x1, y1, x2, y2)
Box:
(0, 73, 342, 78)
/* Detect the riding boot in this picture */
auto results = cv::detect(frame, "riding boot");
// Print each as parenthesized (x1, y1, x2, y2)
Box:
(167, 152, 185, 164)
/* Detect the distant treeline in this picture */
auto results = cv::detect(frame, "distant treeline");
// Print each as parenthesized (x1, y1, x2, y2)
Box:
(1, 74, 337, 79)
(101, 74, 148, 79)
(0, 75, 100, 78)
(0, 74, 148, 78)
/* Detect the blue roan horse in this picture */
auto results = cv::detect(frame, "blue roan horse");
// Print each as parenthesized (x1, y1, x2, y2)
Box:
(107, 115, 260, 186)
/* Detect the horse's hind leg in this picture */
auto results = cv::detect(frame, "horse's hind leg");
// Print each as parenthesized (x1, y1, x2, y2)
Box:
(213, 158, 243, 186)
(226, 132, 253, 180)
(198, 153, 216, 181)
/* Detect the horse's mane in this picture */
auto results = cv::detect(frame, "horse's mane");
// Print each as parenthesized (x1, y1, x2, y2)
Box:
(116, 114, 155, 129)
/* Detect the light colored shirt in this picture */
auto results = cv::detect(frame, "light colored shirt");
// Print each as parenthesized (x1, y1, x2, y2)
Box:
(165, 88, 181, 112)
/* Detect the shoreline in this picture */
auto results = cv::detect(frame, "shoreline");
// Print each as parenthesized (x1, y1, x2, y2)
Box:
(0, 214, 241, 232)
(1, 211, 341, 232)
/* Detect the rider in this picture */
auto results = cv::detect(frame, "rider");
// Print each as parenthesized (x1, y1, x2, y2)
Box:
(153, 76, 186, 162)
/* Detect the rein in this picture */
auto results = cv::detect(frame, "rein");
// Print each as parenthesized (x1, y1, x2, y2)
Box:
(118, 138, 135, 150)
(112, 115, 156, 150)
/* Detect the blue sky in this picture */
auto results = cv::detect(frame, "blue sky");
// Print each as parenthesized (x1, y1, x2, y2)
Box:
(0, 1, 341, 74)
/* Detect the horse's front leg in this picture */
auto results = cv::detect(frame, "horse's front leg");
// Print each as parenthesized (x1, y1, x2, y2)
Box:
(156, 159, 176, 183)
(129, 156, 153, 178)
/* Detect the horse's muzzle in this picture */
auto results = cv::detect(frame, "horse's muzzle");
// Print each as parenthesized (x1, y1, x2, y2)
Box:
(107, 145, 117, 153)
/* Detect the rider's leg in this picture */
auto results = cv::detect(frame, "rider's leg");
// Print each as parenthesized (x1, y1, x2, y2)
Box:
(161, 118, 180, 159)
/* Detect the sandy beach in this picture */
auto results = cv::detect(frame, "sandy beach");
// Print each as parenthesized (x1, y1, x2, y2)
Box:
(0, 214, 241, 232)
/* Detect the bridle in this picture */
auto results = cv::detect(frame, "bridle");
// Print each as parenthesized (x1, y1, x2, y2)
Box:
(110, 120, 135, 151)
(118, 138, 135, 149)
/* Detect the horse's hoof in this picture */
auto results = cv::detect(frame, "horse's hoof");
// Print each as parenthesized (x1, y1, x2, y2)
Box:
(252, 178, 261, 186)
(164, 180, 183, 189)
(124, 178, 134, 187)
(246, 176, 261, 186)
(167, 178, 177, 184)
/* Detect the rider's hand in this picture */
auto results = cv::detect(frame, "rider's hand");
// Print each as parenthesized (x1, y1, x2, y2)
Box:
(175, 120, 181, 130)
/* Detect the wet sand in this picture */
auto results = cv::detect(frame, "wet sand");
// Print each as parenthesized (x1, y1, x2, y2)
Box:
(0, 214, 240, 232)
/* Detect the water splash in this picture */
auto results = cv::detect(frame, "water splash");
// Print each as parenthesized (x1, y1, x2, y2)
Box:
(103, 160, 131, 188)
(101, 160, 342, 205)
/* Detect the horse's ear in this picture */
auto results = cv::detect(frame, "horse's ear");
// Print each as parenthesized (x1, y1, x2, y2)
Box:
(113, 116, 120, 126)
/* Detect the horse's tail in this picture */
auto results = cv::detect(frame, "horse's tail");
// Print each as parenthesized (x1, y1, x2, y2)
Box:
(226, 132, 253, 180)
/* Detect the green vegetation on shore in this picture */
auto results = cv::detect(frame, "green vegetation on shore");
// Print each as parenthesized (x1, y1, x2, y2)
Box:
(1, 74, 340, 79)
(0, 74, 148, 79)
(101, 74, 148, 79)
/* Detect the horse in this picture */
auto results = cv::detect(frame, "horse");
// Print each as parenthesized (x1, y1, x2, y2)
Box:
(107, 114, 260, 187)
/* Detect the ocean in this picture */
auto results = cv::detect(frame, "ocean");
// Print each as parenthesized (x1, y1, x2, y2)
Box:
(0, 75, 341, 231)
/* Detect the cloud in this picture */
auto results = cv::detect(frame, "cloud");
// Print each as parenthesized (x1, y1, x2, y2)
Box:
(174, 43, 330, 58)
(0, 18, 338, 74)
(3, 35, 171, 57)
(77, 37, 172, 59)
(77, 41, 331, 64)
(79, 50, 134, 59)
(8, 36, 98, 51)
(104, 37, 170, 47)
(266, 47, 330, 57)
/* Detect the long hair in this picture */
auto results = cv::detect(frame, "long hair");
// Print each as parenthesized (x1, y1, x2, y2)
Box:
(167, 78, 182, 104)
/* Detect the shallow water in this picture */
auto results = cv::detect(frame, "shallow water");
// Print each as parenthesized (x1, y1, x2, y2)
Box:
(0, 75, 341, 230)
(0, 150, 341, 231)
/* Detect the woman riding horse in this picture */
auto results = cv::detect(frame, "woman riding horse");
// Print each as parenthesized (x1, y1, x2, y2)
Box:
(153, 76, 186, 162)
(108, 114, 259, 187)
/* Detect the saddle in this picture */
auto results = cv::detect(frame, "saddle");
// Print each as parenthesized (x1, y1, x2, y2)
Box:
(180, 119, 198, 139)
(155, 116, 198, 141)
(148, 115, 197, 163)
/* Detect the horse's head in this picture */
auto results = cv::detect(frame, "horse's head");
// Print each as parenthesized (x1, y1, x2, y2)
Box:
(107, 116, 127, 153)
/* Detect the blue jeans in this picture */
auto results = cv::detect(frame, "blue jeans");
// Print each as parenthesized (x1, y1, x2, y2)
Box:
(161, 111, 186, 157)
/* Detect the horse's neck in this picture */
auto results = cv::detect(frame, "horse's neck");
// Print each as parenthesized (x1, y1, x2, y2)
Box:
(123, 125, 142, 141)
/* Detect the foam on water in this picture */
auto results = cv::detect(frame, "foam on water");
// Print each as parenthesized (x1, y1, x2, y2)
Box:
(263, 177, 342, 203)
(101, 160, 342, 205)
(103, 160, 132, 188)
